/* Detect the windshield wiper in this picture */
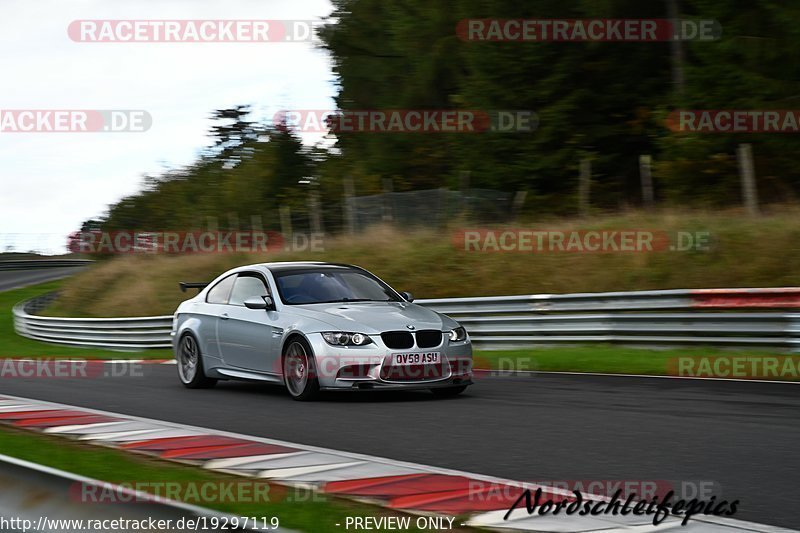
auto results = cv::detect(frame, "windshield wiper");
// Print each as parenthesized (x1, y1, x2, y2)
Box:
(304, 298, 393, 304)
(336, 298, 395, 303)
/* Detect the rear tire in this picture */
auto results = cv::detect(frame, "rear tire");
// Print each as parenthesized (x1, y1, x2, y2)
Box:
(431, 385, 468, 398)
(177, 333, 217, 389)
(283, 337, 320, 401)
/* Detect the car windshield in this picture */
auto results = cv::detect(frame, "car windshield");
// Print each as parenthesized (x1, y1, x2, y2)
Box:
(273, 268, 401, 305)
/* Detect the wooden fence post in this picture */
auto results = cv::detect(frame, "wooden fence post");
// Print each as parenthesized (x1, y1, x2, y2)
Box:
(639, 155, 655, 209)
(344, 175, 356, 234)
(512, 190, 528, 221)
(578, 159, 591, 217)
(382, 177, 394, 223)
(279, 206, 292, 238)
(459, 170, 470, 217)
(308, 190, 323, 234)
(737, 144, 759, 216)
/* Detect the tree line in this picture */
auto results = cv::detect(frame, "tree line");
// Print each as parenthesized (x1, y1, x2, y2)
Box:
(86, 0, 800, 235)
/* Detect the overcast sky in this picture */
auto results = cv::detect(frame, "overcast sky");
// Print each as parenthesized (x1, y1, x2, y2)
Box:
(0, 0, 335, 254)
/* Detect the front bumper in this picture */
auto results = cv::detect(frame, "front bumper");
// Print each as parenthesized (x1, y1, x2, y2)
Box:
(306, 332, 473, 391)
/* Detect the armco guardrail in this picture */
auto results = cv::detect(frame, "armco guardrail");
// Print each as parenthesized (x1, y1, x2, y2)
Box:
(421, 288, 800, 350)
(14, 293, 173, 350)
(0, 259, 92, 270)
(12, 287, 800, 351)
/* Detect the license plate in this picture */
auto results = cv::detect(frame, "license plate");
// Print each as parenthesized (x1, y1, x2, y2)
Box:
(392, 352, 440, 365)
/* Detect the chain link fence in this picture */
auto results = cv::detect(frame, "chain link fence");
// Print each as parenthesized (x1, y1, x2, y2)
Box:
(348, 188, 515, 231)
(0, 188, 517, 255)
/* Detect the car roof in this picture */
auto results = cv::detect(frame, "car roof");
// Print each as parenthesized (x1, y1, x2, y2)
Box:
(255, 261, 360, 273)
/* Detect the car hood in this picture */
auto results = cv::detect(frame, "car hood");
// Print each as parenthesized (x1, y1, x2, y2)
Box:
(286, 301, 455, 333)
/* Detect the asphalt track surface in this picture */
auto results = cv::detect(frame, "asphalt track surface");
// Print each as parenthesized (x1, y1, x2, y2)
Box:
(1, 269, 799, 529)
(0, 266, 85, 292)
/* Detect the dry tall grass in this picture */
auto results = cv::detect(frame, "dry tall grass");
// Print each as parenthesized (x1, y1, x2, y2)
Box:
(47, 208, 800, 317)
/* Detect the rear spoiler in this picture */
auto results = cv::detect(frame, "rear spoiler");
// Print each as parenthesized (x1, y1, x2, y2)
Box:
(179, 282, 209, 293)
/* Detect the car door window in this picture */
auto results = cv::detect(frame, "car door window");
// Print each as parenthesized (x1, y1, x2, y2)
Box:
(206, 274, 236, 304)
(229, 274, 269, 306)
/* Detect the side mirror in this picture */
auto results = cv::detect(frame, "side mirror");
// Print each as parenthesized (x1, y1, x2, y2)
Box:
(244, 296, 274, 310)
(400, 291, 414, 302)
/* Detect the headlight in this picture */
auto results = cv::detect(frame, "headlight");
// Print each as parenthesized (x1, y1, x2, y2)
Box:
(449, 327, 467, 342)
(322, 332, 373, 346)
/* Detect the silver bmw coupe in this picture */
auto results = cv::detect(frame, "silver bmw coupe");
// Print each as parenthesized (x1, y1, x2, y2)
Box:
(171, 262, 473, 400)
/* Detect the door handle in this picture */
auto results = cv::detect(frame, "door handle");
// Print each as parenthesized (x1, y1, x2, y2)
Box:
(220, 313, 229, 320)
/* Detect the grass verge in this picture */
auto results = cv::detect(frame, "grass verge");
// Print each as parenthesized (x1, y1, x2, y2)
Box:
(0, 426, 461, 532)
(475, 345, 800, 381)
(0, 281, 171, 359)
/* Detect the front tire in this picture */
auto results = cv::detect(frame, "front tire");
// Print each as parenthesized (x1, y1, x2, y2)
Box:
(177, 334, 217, 389)
(283, 338, 320, 401)
(431, 385, 468, 398)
